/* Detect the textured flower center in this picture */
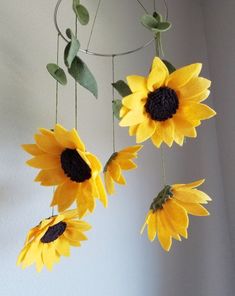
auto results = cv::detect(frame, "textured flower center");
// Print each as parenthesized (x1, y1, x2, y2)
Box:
(61, 149, 92, 182)
(145, 87, 179, 121)
(150, 185, 173, 211)
(41, 221, 67, 243)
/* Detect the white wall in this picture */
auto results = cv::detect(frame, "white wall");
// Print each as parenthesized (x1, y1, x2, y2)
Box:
(202, 0, 235, 259)
(0, 0, 234, 295)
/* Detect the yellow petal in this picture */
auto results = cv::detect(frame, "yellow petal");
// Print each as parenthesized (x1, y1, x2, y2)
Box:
(160, 210, 181, 241)
(104, 171, 115, 195)
(175, 200, 210, 216)
(129, 124, 138, 136)
(86, 153, 102, 173)
(163, 199, 189, 229)
(116, 159, 137, 170)
(116, 151, 137, 160)
(161, 120, 174, 147)
(151, 128, 163, 148)
(68, 129, 86, 152)
(147, 59, 168, 92)
(127, 75, 147, 93)
(136, 118, 156, 143)
(141, 211, 152, 234)
(34, 133, 63, 155)
(157, 210, 172, 251)
(122, 92, 146, 110)
(67, 221, 91, 231)
(179, 77, 211, 98)
(184, 103, 216, 121)
(42, 243, 59, 271)
(115, 173, 126, 185)
(120, 145, 143, 154)
(26, 155, 60, 169)
(108, 161, 121, 182)
(167, 63, 202, 89)
(34, 168, 66, 186)
(120, 106, 129, 118)
(173, 115, 197, 138)
(55, 236, 70, 257)
(173, 179, 205, 189)
(54, 124, 85, 150)
(52, 181, 78, 212)
(119, 109, 145, 127)
(22, 144, 43, 156)
(64, 228, 88, 241)
(95, 175, 108, 207)
(147, 212, 158, 241)
(173, 188, 211, 204)
(187, 90, 210, 103)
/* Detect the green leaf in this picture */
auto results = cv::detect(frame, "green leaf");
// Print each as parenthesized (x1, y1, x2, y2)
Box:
(153, 11, 163, 23)
(46, 63, 67, 85)
(112, 80, 132, 97)
(68, 56, 98, 98)
(162, 60, 176, 74)
(152, 22, 172, 33)
(64, 29, 80, 68)
(112, 99, 122, 120)
(141, 14, 159, 30)
(73, 0, 89, 25)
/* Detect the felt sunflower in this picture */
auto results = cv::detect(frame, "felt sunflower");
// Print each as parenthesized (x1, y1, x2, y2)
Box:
(22, 124, 107, 218)
(119, 57, 216, 147)
(141, 179, 211, 251)
(103, 145, 142, 195)
(17, 210, 91, 272)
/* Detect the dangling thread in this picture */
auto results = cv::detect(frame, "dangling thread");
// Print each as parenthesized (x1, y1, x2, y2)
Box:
(111, 55, 116, 153)
(136, 0, 148, 14)
(75, 16, 78, 129)
(52, 33, 60, 217)
(153, 8, 167, 187)
(86, 0, 102, 52)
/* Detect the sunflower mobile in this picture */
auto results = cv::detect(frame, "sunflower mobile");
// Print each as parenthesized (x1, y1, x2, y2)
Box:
(17, 0, 216, 271)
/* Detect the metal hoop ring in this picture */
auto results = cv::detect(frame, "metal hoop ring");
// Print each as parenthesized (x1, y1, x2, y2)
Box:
(54, 0, 155, 57)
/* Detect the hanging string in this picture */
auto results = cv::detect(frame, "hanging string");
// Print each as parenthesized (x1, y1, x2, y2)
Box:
(153, 0, 156, 11)
(111, 55, 116, 153)
(52, 33, 60, 217)
(75, 17, 78, 129)
(153, 16, 167, 187)
(86, 0, 102, 52)
(55, 33, 60, 125)
(136, 0, 148, 14)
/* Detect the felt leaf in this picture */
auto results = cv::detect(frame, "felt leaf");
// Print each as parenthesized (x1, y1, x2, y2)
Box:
(163, 60, 176, 74)
(112, 80, 132, 97)
(152, 22, 172, 33)
(68, 56, 98, 98)
(153, 11, 163, 23)
(46, 64, 67, 85)
(141, 14, 159, 30)
(64, 29, 80, 68)
(73, 0, 89, 25)
(112, 99, 122, 120)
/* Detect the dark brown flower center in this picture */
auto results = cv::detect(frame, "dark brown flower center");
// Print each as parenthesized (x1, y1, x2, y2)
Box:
(61, 149, 92, 182)
(145, 87, 179, 121)
(41, 221, 67, 243)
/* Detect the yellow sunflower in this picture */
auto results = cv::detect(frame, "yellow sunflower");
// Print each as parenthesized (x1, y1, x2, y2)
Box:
(103, 145, 142, 195)
(22, 124, 107, 218)
(17, 210, 91, 272)
(141, 179, 211, 251)
(119, 57, 216, 147)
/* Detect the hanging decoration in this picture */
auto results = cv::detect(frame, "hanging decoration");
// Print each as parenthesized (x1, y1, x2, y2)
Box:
(18, 0, 215, 272)
(141, 179, 211, 251)
(17, 210, 91, 272)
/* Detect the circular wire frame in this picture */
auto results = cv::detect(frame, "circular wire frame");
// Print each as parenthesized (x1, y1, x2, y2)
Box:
(54, 0, 155, 57)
